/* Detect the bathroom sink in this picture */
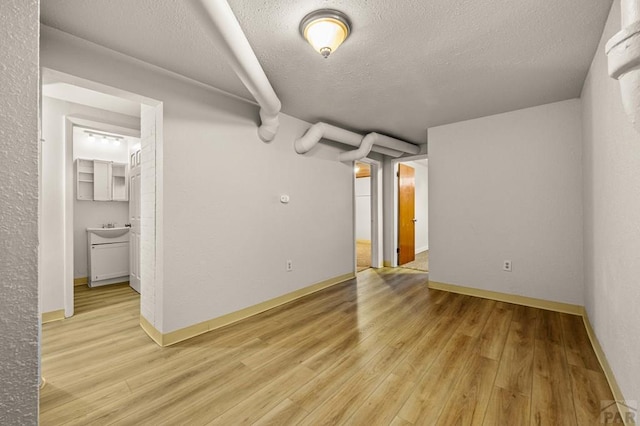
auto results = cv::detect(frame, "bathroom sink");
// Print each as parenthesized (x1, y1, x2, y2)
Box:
(87, 227, 130, 238)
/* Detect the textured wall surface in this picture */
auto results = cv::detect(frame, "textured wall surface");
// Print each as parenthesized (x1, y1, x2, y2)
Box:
(582, 0, 640, 404)
(428, 99, 584, 304)
(0, 0, 40, 424)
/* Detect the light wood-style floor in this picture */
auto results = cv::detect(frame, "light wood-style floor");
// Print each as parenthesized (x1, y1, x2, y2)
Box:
(400, 250, 429, 272)
(41, 269, 617, 425)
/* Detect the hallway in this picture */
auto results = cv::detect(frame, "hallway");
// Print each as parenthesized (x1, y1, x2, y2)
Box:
(40, 269, 616, 425)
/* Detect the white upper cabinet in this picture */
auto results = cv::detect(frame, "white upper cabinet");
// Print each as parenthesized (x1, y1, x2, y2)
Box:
(76, 159, 128, 201)
(93, 160, 112, 201)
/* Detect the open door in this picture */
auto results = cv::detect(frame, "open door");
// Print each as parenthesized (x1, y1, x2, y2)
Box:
(129, 148, 141, 293)
(398, 163, 415, 265)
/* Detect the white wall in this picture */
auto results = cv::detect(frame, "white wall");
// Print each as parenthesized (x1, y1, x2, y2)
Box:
(428, 99, 584, 305)
(582, 0, 640, 404)
(72, 127, 134, 278)
(40, 96, 139, 314)
(405, 160, 429, 253)
(355, 177, 371, 240)
(0, 0, 39, 423)
(41, 27, 355, 334)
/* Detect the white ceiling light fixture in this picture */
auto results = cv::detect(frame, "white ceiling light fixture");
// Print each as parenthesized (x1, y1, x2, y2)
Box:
(83, 130, 124, 146)
(300, 9, 351, 59)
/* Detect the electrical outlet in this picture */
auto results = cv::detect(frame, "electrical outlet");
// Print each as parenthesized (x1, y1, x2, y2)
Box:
(286, 259, 293, 272)
(503, 260, 512, 272)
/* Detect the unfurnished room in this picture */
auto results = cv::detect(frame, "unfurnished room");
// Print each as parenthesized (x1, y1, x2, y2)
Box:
(2, 0, 640, 425)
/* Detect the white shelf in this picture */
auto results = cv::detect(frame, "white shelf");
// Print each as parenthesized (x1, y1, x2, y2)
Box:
(111, 163, 128, 201)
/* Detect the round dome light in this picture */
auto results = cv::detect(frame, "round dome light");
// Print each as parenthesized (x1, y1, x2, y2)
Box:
(300, 9, 351, 59)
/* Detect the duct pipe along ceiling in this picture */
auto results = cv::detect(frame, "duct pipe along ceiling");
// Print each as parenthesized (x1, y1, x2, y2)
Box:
(190, 1, 420, 159)
(189, 0, 281, 142)
(338, 132, 375, 162)
(295, 122, 420, 160)
(607, 0, 640, 133)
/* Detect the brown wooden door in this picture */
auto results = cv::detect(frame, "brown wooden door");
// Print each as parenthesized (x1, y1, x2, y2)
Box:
(398, 164, 415, 265)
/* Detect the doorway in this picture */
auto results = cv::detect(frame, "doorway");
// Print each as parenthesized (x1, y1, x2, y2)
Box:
(394, 157, 429, 271)
(72, 126, 140, 296)
(354, 159, 383, 272)
(39, 68, 161, 319)
(355, 162, 372, 271)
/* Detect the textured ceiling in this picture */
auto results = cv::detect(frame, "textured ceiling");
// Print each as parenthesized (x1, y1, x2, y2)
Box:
(41, 0, 613, 144)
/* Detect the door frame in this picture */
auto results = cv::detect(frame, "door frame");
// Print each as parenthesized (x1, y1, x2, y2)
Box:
(391, 154, 428, 268)
(353, 158, 383, 271)
(64, 117, 139, 317)
(41, 68, 162, 319)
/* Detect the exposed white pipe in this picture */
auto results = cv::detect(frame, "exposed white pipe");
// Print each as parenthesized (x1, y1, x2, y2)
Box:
(369, 133, 421, 155)
(294, 122, 418, 158)
(338, 132, 375, 162)
(373, 146, 405, 157)
(190, 0, 281, 142)
(295, 122, 361, 154)
(607, 0, 640, 133)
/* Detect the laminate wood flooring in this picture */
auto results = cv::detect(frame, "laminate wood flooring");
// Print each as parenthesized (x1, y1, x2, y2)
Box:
(40, 270, 617, 425)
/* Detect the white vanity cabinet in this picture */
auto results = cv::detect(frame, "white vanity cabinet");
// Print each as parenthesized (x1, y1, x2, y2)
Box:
(76, 158, 128, 201)
(87, 228, 130, 286)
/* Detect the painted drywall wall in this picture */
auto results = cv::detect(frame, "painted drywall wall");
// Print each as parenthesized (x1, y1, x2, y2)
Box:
(0, 0, 39, 423)
(428, 99, 584, 304)
(41, 96, 139, 314)
(582, 0, 640, 404)
(72, 127, 134, 279)
(405, 160, 429, 253)
(41, 27, 355, 333)
(355, 177, 371, 240)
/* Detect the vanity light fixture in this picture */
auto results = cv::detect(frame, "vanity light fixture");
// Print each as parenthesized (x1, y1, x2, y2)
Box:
(300, 9, 351, 59)
(84, 130, 124, 145)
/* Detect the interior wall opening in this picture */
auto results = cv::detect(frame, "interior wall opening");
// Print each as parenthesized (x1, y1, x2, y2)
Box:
(393, 156, 429, 272)
(39, 68, 161, 322)
(355, 161, 372, 271)
(354, 158, 383, 272)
